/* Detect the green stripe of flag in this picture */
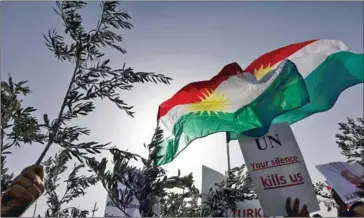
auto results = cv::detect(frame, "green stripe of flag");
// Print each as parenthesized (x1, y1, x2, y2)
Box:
(227, 51, 364, 141)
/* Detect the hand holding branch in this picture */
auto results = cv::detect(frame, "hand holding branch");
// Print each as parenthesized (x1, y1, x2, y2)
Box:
(1, 165, 45, 217)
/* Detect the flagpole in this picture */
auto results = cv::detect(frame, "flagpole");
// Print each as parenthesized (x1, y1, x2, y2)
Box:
(226, 132, 231, 172)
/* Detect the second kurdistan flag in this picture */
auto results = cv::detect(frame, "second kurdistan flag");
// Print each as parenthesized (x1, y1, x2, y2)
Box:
(227, 39, 363, 140)
(156, 39, 364, 166)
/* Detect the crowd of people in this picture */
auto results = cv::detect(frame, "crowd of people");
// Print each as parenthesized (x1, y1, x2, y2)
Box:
(1, 164, 363, 217)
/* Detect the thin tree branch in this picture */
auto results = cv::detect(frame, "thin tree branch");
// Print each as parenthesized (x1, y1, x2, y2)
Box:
(91, 202, 98, 217)
(35, 50, 81, 165)
(32, 200, 38, 217)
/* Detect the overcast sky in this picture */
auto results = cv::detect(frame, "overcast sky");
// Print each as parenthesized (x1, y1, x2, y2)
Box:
(1, 1, 363, 217)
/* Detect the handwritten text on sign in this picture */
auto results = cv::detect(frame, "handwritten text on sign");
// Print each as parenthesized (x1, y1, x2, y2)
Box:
(104, 186, 141, 218)
(228, 200, 264, 217)
(228, 199, 283, 217)
(238, 123, 319, 216)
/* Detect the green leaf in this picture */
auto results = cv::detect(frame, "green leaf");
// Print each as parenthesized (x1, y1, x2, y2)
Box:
(8, 76, 14, 92)
(102, 59, 110, 66)
(43, 114, 50, 127)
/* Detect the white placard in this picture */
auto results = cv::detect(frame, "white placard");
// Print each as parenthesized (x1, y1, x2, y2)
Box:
(201, 165, 226, 202)
(316, 161, 364, 205)
(202, 165, 270, 217)
(201, 165, 227, 216)
(228, 199, 264, 217)
(228, 200, 285, 217)
(238, 123, 319, 216)
(104, 169, 161, 217)
(104, 182, 141, 217)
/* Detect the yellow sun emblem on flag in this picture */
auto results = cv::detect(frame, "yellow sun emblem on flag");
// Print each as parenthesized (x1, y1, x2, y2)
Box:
(188, 89, 230, 116)
(254, 63, 273, 80)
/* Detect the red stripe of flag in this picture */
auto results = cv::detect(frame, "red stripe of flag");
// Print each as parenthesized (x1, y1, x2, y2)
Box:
(244, 39, 317, 74)
(157, 63, 242, 119)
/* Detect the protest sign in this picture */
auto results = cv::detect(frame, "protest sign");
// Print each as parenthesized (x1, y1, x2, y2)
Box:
(228, 200, 285, 217)
(316, 161, 364, 205)
(104, 169, 160, 217)
(104, 182, 141, 217)
(238, 122, 319, 216)
(201, 165, 226, 216)
(201, 165, 226, 202)
(228, 199, 264, 217)
(202, 165, 271, 217)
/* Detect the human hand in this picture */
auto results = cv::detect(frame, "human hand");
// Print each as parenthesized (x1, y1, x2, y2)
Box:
(285, 197, 310, 217)
(1, 165, 45, 217)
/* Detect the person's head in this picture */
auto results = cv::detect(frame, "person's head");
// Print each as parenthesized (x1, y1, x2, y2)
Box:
(350, 201, 364, 217)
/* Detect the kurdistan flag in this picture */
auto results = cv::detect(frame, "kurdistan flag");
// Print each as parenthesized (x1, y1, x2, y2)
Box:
(156, 39, 363, 166)
(228, 39, 363, 140)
